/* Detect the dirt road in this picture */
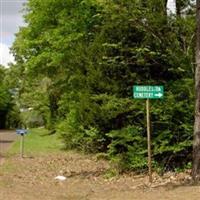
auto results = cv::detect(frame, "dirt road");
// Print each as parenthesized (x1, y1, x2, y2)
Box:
(0, 151, 200, 200)
(0, 131, 200, 200)
(0, 129, 16, 155)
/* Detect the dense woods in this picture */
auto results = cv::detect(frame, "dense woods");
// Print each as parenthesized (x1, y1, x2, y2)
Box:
(1, 0, 197, 172)
(0, 66, 11, 128)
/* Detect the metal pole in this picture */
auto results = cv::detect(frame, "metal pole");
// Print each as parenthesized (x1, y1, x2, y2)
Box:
(146, 99, 152, 183)
(20, 134, 24, 158)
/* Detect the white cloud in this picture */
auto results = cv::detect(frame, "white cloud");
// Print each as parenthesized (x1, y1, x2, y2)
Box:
(0, 43, 15, 67)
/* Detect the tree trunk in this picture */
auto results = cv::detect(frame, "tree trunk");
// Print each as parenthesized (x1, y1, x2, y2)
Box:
(164, 0, 168, 16)
(164, 0, 168, 7)
(176, 0, 181, 17)
(192, 0, 200, 182)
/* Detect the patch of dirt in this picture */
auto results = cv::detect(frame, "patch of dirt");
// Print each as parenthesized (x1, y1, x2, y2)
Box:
(0, 151, 200, 200)
(0, 130, 17, 154)
(0, 130, 17, 165)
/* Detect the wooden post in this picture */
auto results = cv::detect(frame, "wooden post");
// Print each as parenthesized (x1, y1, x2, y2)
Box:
(146, 99, 152, 183)
(20, 134, 24, 158)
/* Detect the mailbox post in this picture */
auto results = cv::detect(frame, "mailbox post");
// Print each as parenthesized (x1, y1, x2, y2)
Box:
(16, 129, 28, 158)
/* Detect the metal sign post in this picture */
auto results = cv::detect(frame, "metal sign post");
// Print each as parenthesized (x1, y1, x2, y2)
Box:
(133, 85, 164, 183)
(20, 133, 25, 158)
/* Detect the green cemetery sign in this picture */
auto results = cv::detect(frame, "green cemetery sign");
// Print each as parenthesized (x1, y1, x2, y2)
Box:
(132, 85, 164, 182)
(133, 85, 164, 99)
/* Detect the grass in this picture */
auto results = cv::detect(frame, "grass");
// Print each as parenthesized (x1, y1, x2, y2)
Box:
(8, 128, 63, 156)
(0, 128, 63, 175)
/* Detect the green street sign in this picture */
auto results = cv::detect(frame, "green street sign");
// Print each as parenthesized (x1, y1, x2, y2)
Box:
(133, 85, 164, 99)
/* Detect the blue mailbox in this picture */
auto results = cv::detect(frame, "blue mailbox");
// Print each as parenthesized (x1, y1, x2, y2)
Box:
(16, 129, 28, 135)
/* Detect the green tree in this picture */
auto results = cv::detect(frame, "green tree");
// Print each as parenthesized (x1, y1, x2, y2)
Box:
(12, 0, 195, 171)
(0, 65, 13, 128)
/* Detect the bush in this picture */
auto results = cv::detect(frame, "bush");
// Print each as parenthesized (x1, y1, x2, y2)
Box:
(107, 126, 147, 172)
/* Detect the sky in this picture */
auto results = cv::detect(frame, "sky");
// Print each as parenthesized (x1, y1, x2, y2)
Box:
(0, 0, 26, 66)
(0, 0, 176, 67)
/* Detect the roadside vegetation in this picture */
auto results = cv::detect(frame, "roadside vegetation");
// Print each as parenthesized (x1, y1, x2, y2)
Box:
(8, 128, 62, 156)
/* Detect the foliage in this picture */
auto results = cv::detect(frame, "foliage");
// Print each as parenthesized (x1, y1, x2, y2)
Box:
(9, 0, 195, 172)
(0, 65, 17, 128)
(107, 126, 147, 171)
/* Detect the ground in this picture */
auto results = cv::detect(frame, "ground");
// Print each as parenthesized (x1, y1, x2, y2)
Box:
(0, 130, 17, 164)
(0, 130, 200, 200)
(0, 130, 17, 152)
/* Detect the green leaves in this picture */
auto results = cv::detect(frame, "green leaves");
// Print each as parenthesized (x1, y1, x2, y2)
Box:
(107, 126, 147, 171)
(0, 66, 11, 111)
(10, 0, 195, 171)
